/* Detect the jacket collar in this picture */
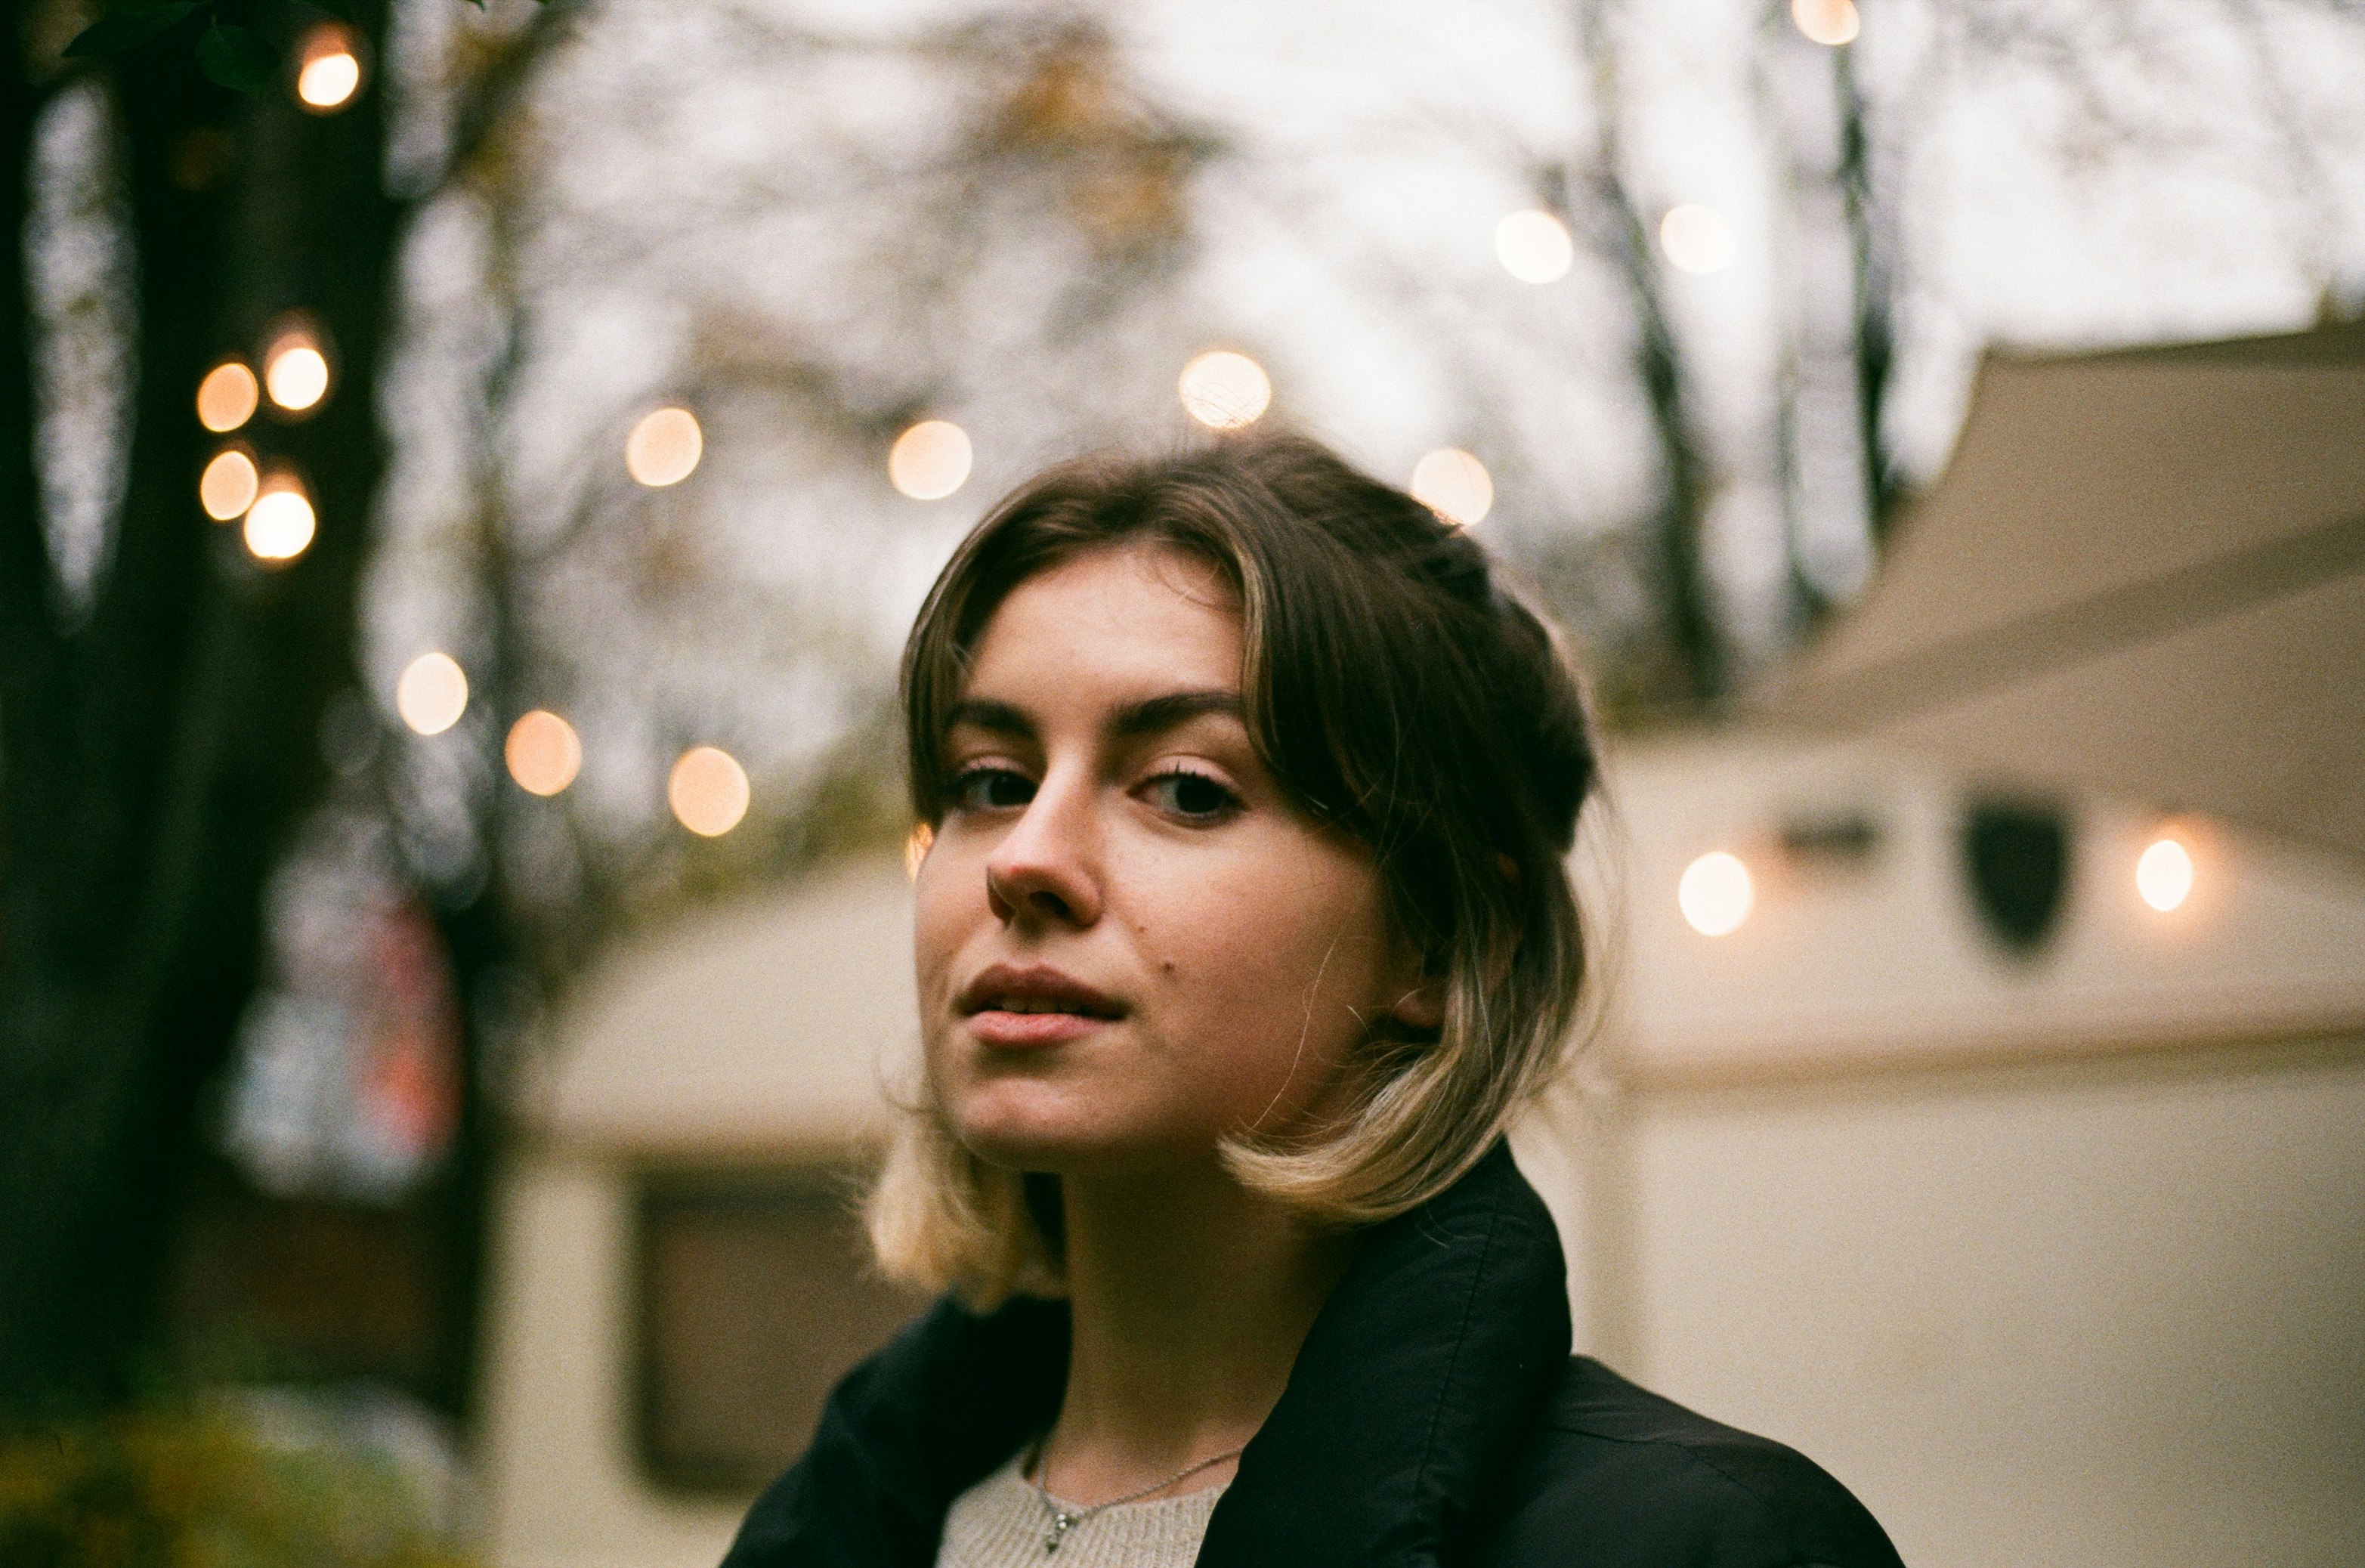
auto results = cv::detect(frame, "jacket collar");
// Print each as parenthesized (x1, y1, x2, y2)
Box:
(722, 1140, 1571, 1568)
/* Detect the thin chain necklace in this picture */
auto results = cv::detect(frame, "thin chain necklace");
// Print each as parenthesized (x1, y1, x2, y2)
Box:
(1024, 1433, 1245, 1555)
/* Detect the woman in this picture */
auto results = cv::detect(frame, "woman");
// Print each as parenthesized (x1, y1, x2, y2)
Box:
(725, 436, 1904, 1568)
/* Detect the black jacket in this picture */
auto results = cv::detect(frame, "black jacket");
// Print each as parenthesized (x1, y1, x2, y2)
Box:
(722, 1143, 1906, 1568)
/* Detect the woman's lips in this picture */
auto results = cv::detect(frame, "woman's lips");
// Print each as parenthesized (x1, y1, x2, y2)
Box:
(959, 962, 1124, 1049)
(967, 1008, 1113, 1047)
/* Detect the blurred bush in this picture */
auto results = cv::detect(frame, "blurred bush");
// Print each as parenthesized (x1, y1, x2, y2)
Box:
(0, 1394, 472, 1568)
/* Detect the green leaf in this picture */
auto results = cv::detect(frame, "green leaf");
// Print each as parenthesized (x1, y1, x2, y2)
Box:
(63, 0, 204, 59)
(195, 22, 274, 93)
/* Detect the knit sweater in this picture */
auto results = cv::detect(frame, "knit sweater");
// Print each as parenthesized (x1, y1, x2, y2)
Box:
(935, 1452, 1227, 1568)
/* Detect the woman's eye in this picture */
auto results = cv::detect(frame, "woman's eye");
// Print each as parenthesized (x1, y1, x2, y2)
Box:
(952, 767, 1036, 811)
(1144, 769, 1239, 821)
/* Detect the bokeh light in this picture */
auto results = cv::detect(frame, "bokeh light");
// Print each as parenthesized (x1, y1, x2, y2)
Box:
(1409, 448, 1494, 527)
(505, 710, 583, 796)
(1495, 209, 1573, 283)
(669, 746, 750, 837)
(296, 25, 363, 110)
(1659, 204, 1736, 275)
(263, 330, 330, 413)
(196, 361, 258, 432)
(1792, 0, 1862, 46)
(199, 448, 259, 521)
(2136, 836, 2195, 913)
(396, 652, 469, 737)
(1678, 851, 1754, 936)
(889, 419, 973, 499)
(243, 475, 314, 563)
(626, 407, 703, 487)
(1177, 351, 1271, 431)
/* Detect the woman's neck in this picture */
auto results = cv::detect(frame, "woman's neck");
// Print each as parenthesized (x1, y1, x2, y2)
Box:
(1037, 1161, 1356, 1505)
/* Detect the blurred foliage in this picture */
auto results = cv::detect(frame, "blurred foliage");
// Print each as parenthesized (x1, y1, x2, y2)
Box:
(0, 1404, 471, 1568)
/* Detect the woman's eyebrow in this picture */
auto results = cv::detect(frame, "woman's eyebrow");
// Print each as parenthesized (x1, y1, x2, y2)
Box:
(1108, 690, 1243, 741)
(944, 697, 1034, 738)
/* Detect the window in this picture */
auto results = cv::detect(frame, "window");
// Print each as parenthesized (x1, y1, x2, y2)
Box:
(636, 1167, 925, 1492)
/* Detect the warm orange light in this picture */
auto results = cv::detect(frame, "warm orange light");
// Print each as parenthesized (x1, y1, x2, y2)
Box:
(1792, 0, 1862, 46)
(295, 24, 363, 111)
(243, 475, 315, 562)
(505, 710, 583, 796)
(2136, 836, 2195, 913)
(1410, 449, 1493, 527)
(669, 746, 750, 837)
(889, 420, 973, 500)
(1678, 851, 1754, 936)
(1495, 209, 1573, 283)
(199, 448, 259, 520)
(1659, 204, 1736, 275)
(1178, 351, 1271, 431)
(396, 652, 469, 737)
(196, 361, 259, 431)
(904, 822, 934, 880)
(264, 330, 330, 412)
(626, 407, 703, 487)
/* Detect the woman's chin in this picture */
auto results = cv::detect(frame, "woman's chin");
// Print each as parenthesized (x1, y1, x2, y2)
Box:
(948, 1088, 1203, 1176)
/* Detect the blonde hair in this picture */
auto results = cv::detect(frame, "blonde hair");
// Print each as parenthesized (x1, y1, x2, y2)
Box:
(869, 435, 1597, 1307)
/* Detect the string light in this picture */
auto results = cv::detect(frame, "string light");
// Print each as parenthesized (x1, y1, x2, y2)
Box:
(1409, 449, 1493, 527)
(396, 652, 469, 737)
(1660, 205, 1736, 275)
(2136, 835, 2195, 913)
(1177, 351, 1271, 431)
(263, 327, 330, 413)
(295, 24, 362, 111)
(1495, 209, 1573, 283)
(626, 407, 703, 487)
(199, 448, 259, 521)
(1792, 0, 1862, 46)
(669, 746, 750, 837)
(243, 473, 315, 563)
(1678, 851, 1754, 936)
(505, 710, 583, 795)
(196, 361, 258, 432)
(889, 419, 973, 500)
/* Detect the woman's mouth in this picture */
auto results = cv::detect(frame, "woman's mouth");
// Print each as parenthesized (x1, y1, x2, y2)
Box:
(960, 963, 1124, 1047)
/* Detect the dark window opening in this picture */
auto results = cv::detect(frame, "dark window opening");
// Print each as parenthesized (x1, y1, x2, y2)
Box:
(635, 1166, 926, 1492)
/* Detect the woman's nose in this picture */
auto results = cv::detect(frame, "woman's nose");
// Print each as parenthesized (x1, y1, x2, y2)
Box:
(983, 772, 1103, 929)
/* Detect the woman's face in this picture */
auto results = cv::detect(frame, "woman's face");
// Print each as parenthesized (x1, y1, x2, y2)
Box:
(913, 543, 1431, 1176)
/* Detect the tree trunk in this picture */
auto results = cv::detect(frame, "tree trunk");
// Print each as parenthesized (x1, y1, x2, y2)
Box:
(0, 3, 397, 1416)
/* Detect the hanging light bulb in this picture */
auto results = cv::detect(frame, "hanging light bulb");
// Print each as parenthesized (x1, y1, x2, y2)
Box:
(263, 323, 331, 413)
(196, 361, 259, 432)
(1177, 351, 1271, 431)
(626, 407, 703, 487)
(199, 447, 260, 521)
(1409, 449, 1493, 527)
(889, 420, 973, 499)
(669, 746, 750, 837)
(243, 471, 315, 563)
(505, 710, 583, 796)
(295, 23, 363, 111)
(1495, 209, 1573, 283)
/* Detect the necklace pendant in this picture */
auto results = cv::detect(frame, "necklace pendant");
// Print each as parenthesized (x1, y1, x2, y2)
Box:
(1044, 1511, 1080, 1554)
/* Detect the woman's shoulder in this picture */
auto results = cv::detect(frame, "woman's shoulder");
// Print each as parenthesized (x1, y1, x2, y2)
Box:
(1477, 1356, 1907, 1568)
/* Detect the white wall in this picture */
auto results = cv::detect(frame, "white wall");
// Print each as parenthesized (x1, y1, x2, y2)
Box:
(1521, 1043, 2365, 1568)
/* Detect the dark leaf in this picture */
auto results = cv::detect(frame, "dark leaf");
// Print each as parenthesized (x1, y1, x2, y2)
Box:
(196, 22, 276, 93)
(307, 0, 359, 21)
(63, 1, 204, 59)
